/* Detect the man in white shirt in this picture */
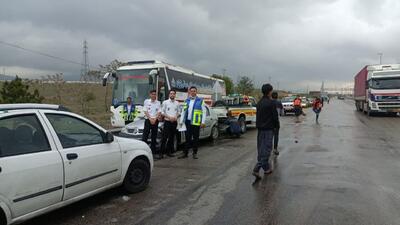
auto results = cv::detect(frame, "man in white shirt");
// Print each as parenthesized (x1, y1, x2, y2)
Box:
(159, 89, 180, 159)
(178, 86, 207, 159)
(142, 90, 161, 153)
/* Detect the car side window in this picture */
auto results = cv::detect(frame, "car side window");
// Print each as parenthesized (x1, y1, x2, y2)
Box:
(0, 114, 51, 158)
(46, 114, 104, 149)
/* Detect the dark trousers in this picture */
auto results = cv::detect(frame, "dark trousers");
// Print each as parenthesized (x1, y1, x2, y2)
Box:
(184, 120, 200, 156)
(160, 121, 177, 155)
(273, 127, 280, 150)
(253, 129, 273, 172)
(142, 119, 158, 153)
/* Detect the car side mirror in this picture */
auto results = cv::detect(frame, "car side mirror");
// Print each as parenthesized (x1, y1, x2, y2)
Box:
(105, 132, 114, 143)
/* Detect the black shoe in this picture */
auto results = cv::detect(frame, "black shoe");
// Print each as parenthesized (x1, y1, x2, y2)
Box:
(193, 154, 198, 159)
(273, 149, 279, 155)
(252, 171, 261, 179)
(178, 154, 188, 159)
(167, 153, 175, 157)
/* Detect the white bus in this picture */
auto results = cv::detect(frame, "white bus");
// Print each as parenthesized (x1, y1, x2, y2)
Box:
(103, 60, 226, 128)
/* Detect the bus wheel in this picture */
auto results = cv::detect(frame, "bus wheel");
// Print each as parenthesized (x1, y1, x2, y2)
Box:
(239, 117, 247, 134)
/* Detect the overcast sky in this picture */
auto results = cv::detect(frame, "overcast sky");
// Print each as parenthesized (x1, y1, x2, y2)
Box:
(1, 0, 400, 91)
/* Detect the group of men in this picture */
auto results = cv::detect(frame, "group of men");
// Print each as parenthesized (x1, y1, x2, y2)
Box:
(122, 86, 206, 160)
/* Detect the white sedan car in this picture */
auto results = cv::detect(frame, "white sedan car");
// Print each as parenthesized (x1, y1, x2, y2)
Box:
(0, 104, 153, 225)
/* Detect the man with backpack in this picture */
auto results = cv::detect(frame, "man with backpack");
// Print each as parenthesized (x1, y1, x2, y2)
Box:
(312, 97, 323, 123)
(293, 96, 302, 118)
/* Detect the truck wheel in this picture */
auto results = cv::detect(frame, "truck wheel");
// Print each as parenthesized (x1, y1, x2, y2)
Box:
(210, 125, 219, 141)
(123, 158, 151, 193)
(367, 106, 373, 117)
(239, 117, 247, 134)
(0, 209, 6, 225)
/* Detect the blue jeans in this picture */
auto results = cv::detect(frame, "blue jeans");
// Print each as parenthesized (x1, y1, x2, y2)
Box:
(253, 129, 273, 172)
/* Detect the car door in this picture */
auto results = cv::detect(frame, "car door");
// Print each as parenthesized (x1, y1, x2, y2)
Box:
(42, 112, 122, 200)
(0, 112, 63, 218)
(200, 106, 213, 138)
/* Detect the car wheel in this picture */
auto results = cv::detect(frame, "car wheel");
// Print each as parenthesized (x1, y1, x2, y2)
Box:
(239, 117, 247, 134)
(123, 158, 151, 193)
(210, 125, 219, 141)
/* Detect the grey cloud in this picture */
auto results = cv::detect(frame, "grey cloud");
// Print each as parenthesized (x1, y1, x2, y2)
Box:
(1, 0, 400, 90)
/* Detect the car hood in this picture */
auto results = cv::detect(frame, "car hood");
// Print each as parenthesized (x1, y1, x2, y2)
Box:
(114, 136, 151, 152)
(125, 118, 163, 130)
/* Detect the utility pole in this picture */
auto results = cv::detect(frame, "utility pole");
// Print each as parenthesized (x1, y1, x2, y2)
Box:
(268, 76, 271, 83)
(378, 52, 383, 64)
(80, 40, 90, 82)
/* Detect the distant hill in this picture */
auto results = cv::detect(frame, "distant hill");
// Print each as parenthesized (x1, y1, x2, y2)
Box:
(0, 74, 14, 81)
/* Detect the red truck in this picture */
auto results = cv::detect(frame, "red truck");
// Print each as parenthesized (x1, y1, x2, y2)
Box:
(354, 64, 400, 116)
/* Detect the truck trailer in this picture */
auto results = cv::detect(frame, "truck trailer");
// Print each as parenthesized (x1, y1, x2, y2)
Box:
(354, 64, 400, 116)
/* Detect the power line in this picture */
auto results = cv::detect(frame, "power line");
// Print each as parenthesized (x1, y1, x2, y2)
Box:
(0, 40, 84, 66)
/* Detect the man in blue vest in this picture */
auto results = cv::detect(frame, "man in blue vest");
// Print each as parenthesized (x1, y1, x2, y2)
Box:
(121, 96, 136, 125)
(178, 86, 207, 159)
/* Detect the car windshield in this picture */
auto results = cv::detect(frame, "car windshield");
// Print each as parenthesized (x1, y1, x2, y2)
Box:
(282, 97, 295, 102)
(371, 77, 400, 89)
(112, 69, 152, 106)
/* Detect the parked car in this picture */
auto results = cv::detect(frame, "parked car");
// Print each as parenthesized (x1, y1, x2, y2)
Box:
(0, 104, 153, 225)
(281, 97, 295, 115)
(120, 105, 219, 151)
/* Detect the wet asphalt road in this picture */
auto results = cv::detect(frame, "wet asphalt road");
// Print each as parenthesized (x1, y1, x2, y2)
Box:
(25, 99, 400, 225)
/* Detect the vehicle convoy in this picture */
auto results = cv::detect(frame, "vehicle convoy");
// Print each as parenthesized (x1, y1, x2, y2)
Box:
(212, 94, 257, 133)
(0, 104, 153, 225)
(354, 64, 400, 116)
(102, 60, 226, 146)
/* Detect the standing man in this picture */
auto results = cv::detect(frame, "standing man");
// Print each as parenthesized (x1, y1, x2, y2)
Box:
(121, 96, 136, 125)
(178, 86, 206, 159)
(159, 89, 180, 159)
(142, 90, 161, 154)
(252, 84, 279, 179)
(271, 92, 282, 155)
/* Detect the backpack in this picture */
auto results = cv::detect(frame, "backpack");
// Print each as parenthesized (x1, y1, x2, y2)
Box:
(294, 98, 301, 106)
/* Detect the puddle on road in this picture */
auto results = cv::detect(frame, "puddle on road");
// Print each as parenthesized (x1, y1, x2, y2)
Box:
(306, 145, 329, 152)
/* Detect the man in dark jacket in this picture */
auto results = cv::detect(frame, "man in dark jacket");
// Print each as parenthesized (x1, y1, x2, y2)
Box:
(252, 84, 279, 179)
(272, 92, 282, 155)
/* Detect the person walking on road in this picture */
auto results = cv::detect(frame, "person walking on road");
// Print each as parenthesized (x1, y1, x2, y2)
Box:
(178, 86, 207, 159)
(159, 89, 180, 159)
(272, 92, 282, 155)
(293, 96, 302, 119)
(142, 90, 161, 154)
(312, 97, 323, 123)
(252, 84, 279, 179)
(122, 96, 136, 125)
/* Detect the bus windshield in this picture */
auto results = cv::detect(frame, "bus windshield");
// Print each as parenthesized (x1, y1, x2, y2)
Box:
(112, 69, 152, 106)
(371, 76, 400, 90)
